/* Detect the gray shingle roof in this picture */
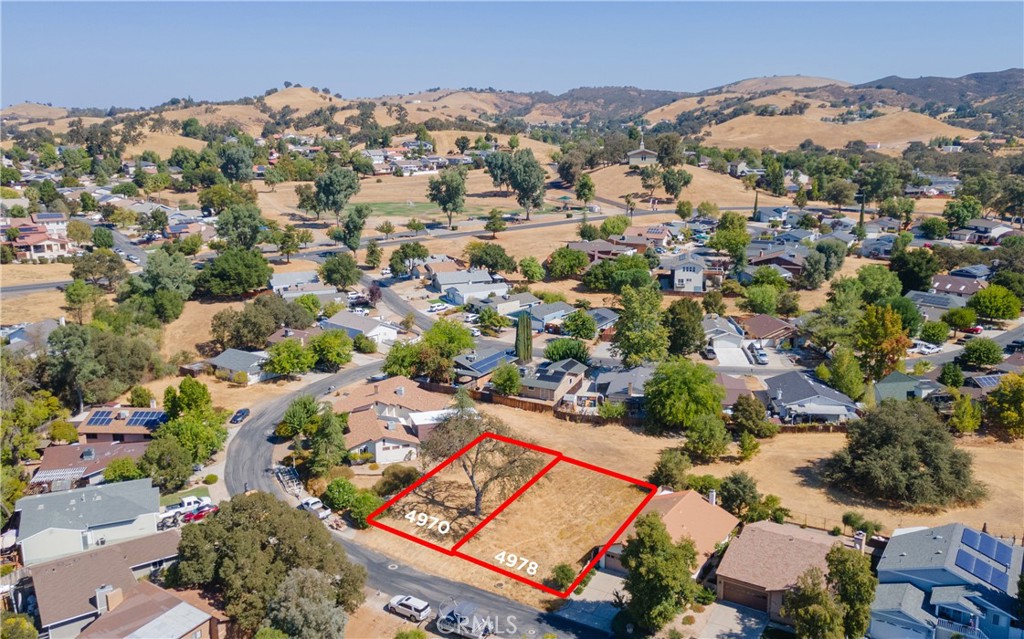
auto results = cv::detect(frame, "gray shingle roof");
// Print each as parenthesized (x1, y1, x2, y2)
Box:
(206, 349, 267, 373)
(765, 371, 857, 407)
(905, 290, 967, 310)
(595, 366, 654, 399)
(871, 583, 934, 627)
(586, 307, 619, 329)
(324, 311, 385, 334)
(16, 479, 159, 540)
(522, 358, 588, 390)
(530, 302, 574, 322)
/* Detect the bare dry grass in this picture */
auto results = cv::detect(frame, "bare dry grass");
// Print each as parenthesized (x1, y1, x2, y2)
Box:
(124, 131, 206, 159)
(1, 262, 73, 286)
(457, 460, 650, 583)
(1, 102, 68, 120)
(795, 255, 890, 310)
(15, 116, 106, 134)
(135, 372, 299, 415)
(262, 87, 347, 116)
(587, 164, 790, 208)
(645, 92, 746, 122)
(158, 104, 270, 137)
(724, 75, 850, 92)
(0, 290, 69, 324)
(159, 299, 242, 358)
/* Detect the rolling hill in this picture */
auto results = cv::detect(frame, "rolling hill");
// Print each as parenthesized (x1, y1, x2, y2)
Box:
(857, 69, 1024, 105)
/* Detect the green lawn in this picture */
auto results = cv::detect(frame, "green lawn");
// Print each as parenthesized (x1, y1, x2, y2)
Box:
(159, 486, 211, 507)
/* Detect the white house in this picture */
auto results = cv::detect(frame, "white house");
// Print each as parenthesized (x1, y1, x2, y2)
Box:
(665, 254, 705, 293)
(443, 281, 510, 305)
(15, 479, 160, 566)
(323, 311, 398, 345)
(30, 212, 69, 238)
(206, 349, 275, 384)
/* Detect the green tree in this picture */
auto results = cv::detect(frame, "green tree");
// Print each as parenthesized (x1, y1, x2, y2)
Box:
(938, 362, 965, 388)
(477, 307, 511, 336)
(942, 307, 978, 335)
(220, 145, 254, 183)
(62, 279, 101, 324)
(984, 372, 1024, 438)
(719, 470, 761, 516)
(0, 613, 38, 639)
(140, 250, 197, 299)
(731, 393, 778, 438)
(315, 166, 361, 227)
(824, 179, 857, 214)
(373, 465, 422, 497)
(856, 264, 902, 304)
(823, 400, 985, 507)
(139, 436, 192, 493)
(707, 211, 751, 265)
(319, 253, 360, 289)
(265, 338, 317, 378)
(546, 247, 588, 279)
(661, 168, 693, 200)
(647, 448, 691, 490)
(128, 385, 155, 408)
(308, 407, 348, 477)
(308, 330, 354, 372)
(612, 286, 669, 367)
(942, 195, 983, 229)
(48, 420, 79, 444)
(855, 305, 912, 381)
(967, 284, 1021, 321)
(491, 362, 521, 395)
(72, 248, 128, 289)
(215, 203, 265, 250)
(175, 492, 365, 632)
(961, 337, 1004, 367)
(427, 166, 468, 230)
(599, 214, 631, 240)
(509, 149, 546, 220)
(826, 545, 878, 639)
(696, 200, 720, 218)
(794, 188, 808, 210)
(277, 395, 321, 441)
(562, 310, 597, 340)
(543, 338, 591, 364)
(375, 220, 395, 239)
(466, 242, 517, 273)
(750, 265, 790, 292)
(781, 568, 844, 639)
(574, 173, 596, 208)
(621, 513, 699, 631)
(816, 346, 866, 401)
(919, 217, 949, 240)
(273, 225, 301, 263)
(663, 298, 705, 356)
(738, 431, 760, 460)
(266, 567, 349, 639)
(484, 151, 514, 193)
(484, 209, 507, 238)
(682, 414, 730, 462)
(702, 291, 726, 315)
(91, 225, 114, 248)
(322, 478, 359, 511)
(197, 248, 273, 297)
(515, 315, 533, 362)
(881, 295, 923, 337)
(405, 218, 426, 235)
(103, 456, 144, 482)
(948, 389, 981, 434)
(518, 256, 545, 282)
(644, 358, 723, 435)
(156, 407, 228, 464)
(455, 135, 471, 153)
(364, 240, 383, 269)
(740, 284, 779, 315)
(348, 490, 383, 529)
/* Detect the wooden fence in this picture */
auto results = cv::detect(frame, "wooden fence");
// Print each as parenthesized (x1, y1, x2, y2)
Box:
(418, 382, 553, 413)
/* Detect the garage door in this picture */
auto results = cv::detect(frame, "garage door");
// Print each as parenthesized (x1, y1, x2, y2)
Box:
(721, 579, 768, 612)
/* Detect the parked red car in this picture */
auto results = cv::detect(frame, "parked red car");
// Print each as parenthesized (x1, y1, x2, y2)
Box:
(182, 504, 219, 523)
(964, 326, 984, 335)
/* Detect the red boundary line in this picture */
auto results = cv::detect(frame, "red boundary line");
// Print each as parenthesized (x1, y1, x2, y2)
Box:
(366, 433, 655, 598)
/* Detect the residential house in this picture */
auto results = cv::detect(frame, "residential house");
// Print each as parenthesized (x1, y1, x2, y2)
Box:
(764, 371, 860, 423)
(565, 239, 635, 263)
(773, 229, 817, 244)
(402, 140, 434, 152)
(717, 521, 840, 622)
(333, 376, 453, 463)
(2, 317, 62, 358)
(869, 523, 1022, 639)
(735, 264, 793, 287)
(739, 314, 799, 348)
(206, 349, 275, 385)
(3, 223, 74, 260)
(322, 311, 398, 345)
(586, 307, 619, 333)
(443, 281, 510, 306)
(602, 489, 738, 578)
(905, 290, 968, 322)
(966, 219, 1013, 243)
(702, 314, 744, 349)
(858, 234, 899, 259)
(75, 406, 169, 444)
(430, 268, 494, 292)
(625, 143, 658, 166)
(454, 346, 518, 382)
(30, 211, 68, 238)
(31, 442, 149, 492)
(994, 352, 1024, 375)
(950, 264, 992, 281)
(519, 359, 589, 402)
(623, 225, 672, 248)
(951, 228, 979, 243)
(29, 531, 215, 639)
(471, 292, 541, 317)
(753, 207, 789, 224)
(419, 258, 461, 280)
(15, 479, 161, 566)
(728, 160, 750, 177)
(717, 373, 752, 407)
(594, 366, 654, 406)
(525, 301, 575, 332)
(819, 230, 858, 248)
(748, 247, 808, 277)
(930, 275, 988, 298)
(867, 217, 905, 236)
(266, 326, 322, 348)
(873, 371, 944, 404)
(664, 253, 706, 293)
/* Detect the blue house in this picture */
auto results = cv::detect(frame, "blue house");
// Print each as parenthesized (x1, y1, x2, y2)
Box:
(869, 523, 1022, 639)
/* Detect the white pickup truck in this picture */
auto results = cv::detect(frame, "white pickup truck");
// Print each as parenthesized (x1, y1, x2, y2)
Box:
(160, 496, 212, 522)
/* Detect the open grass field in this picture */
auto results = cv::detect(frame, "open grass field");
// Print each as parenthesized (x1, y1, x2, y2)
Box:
(158, 299, 243, 358)
(1, 290, 70, 324)
(423, 129, 559, 159)
(723, 75, 850, 92)
(1, 102, 69, 120)
(374, 441, 558, 549)
(13, 115, 107, 134)
(124, 131, 206, 160)
(587, 164, 790, 208)
(263, 87, 347, 116)
(158, 104, 270, 137)
(456, 459, 651, 587)
(1, 262, 73, 286)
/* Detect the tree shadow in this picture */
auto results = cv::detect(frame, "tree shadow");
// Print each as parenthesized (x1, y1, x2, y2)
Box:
(793, 458, 915, 512)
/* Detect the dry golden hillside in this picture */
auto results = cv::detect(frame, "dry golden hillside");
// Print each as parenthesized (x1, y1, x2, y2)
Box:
(587, 163, 790, 208)
(705, 109, 978, 152)
(160, 104, 269, 136)
(15, 116, 107, 134)
(124, 132, 206, 159)
(414, 130, 559, 159)
(263, 87, 347, 115)
(1, 102, 68, 120)
(721, 75, 849, 92)
(646, 93, 745, 123)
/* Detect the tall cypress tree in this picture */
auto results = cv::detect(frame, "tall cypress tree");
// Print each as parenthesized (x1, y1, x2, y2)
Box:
(515, 315, 533, 363)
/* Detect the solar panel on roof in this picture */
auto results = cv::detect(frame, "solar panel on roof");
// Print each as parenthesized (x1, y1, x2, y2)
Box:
(961, 529, 981, 549)
(979, 534, 998, 559)
(87, 410, 113, 426)
(994, 543, 1013, 567)
(955, 549, 974, 572)
(990, 571, 1010, 592)
(973, 561, 993, 583)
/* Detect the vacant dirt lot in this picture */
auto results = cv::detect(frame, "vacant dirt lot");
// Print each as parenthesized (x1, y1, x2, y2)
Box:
(697, 433, 1024, 537)
(588, 163, 790, 209)
(1, 262, 73, 286)
(457, 460, 650, 587)
(1, 290, 70, 324)
(159, 299, 243, 358)
(375, 442, 557, 547)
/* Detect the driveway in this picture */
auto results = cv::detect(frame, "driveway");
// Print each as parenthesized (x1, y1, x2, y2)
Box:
(695, 602, 768, 639)
(715, 345, 750, 368)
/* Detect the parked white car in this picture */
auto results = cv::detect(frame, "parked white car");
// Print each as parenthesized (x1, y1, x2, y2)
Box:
(380, 267, 392, 276)
(428, 303, 449, 313)
(387, 595, 432, 622)
(298, 497, 331, 520)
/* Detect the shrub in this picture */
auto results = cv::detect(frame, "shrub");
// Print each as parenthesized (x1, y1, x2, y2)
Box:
(348, 489, 383, 529)
(48, 420, 79, 444)
(597, 401, 626, 421)
(372, 465, 421, 496)
(322, 478, 359, 511)
(695, 586, 716, 605)
(128, 385, 155, 408)
(550, 563, 577, 590)
(203, 474, 218, 485)
(682, 615, 696, 625)
(353, 334, 377, 354)
(0, 565, 15, 577)
(367, 462, 379, 471)
(830, 525, 843, 536)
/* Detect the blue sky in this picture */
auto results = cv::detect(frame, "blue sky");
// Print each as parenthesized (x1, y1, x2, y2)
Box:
(2, 2, 1022, 108)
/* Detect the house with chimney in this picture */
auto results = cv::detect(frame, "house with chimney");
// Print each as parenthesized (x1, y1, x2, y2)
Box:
(763, 371, 859, 423)
(333, 376, 454, 464)
(519, 359, 589, 403)
(15, 479, 161, 566)
(30, 442, 149, 492)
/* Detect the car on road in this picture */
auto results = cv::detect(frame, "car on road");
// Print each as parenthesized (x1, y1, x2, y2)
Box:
(114, 248, 126, 256)
(428, 303, 449, 313)
(700, 346, 716, 360)
(298, 497, 331, 519)
(230, 408, 250, 424)
(470, 328, 481, 337)
(917, 342, 942, 355)
(380, 267, 392, 276)
(182, 504, 219, 523)
(1006, 339, 1024, 353)
(367, 372, 389, 382)
(965, 326, 984, 335)
(386, 595, 432, 622)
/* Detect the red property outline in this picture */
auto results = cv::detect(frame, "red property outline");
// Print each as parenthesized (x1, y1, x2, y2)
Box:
(367, 433, 656, 598)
